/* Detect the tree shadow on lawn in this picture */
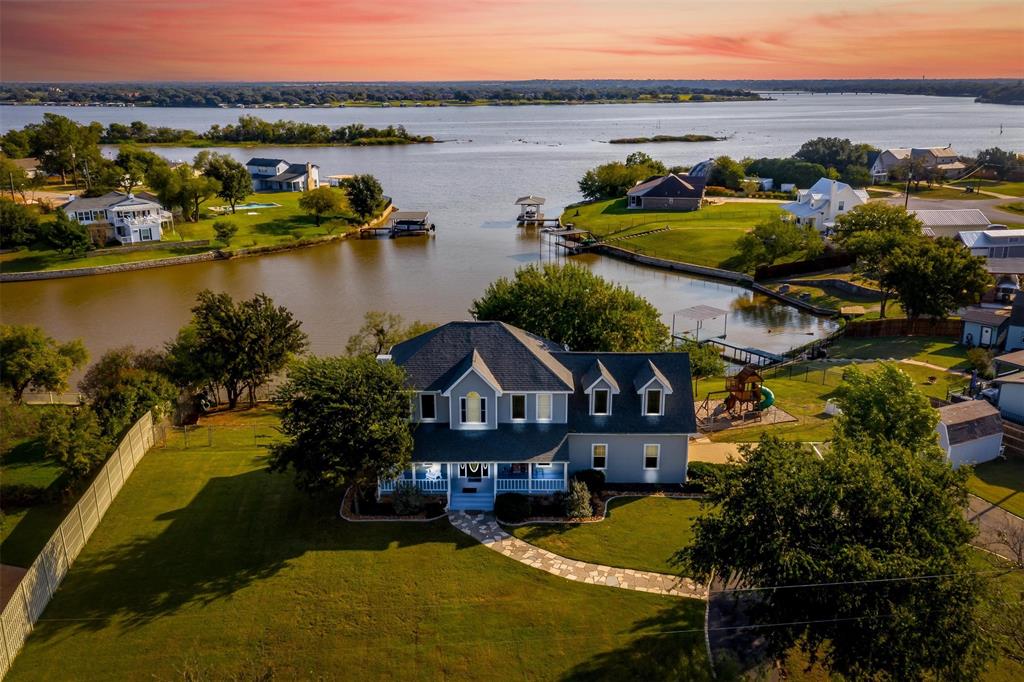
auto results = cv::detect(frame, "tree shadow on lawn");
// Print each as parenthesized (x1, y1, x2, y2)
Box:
(25, 468, 472, 641)
(559, 597, 717, 681)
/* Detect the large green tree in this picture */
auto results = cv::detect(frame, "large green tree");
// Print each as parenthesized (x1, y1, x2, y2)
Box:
(298, 186, 344, 226)
(708, 155, 746, 190)
(0, 198, 41, 247)
(341, 175, 384, 221)
(0, 324, 87, 402)
(832, 363, 939, 446)
(794, 137, 877, 174)
(268, 355, 414, 509)
(975, 147, 1019, 181)
(345, 311, 434, 356)
(46, 210, 92, 255)
(578, 154, 666, 200)
(169, 291, 307, 408)
(194, 151, 252, 213)
(470, 262, 668, 351)
(885, 238, 992, 320)
(734, 216, 822, 269)
(80, 346, 177, 438)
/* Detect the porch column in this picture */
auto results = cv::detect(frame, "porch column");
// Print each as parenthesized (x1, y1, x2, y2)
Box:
(492, 462, 497, 501)
(528, 464, 533, 494)
(563, 463, 568, 492)
(446, 463, 451, 507)
(410, 465, 415, 489)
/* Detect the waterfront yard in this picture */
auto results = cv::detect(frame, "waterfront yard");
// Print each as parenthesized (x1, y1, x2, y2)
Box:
(707, 360, 967, 443)
(827, 335, 968, 369)
(951, 179, 1024, 198)
(6, 408, 710, 681)
(561, 199, 782, 269)
(0, 190, 363, 274)
(508, 497, 702, 574)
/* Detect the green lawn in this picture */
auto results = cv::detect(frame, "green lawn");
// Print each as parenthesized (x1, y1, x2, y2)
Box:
(952, 179, 1024, 198)
(967, 459, 1024, 518)
(6, 409, 711, 681)
(709, 360, 967, 443)
(562, 198, 782, 269)
(0, 190, 363, 274)
(508, 497, 702, 574)
(829, 336, 968, 370)
(0, 435, 69, 568)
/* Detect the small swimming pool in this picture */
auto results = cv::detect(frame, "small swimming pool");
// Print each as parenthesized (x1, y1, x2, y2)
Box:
(215, 202, 281, 211)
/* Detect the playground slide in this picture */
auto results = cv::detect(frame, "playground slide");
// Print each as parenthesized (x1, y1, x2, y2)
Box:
(757, 386, 775, 410)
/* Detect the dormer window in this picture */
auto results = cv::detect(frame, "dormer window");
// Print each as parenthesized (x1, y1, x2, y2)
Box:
(420, 394, 436, 421)
(460, 391, 486, 424)
(644, 388, 663, 416)
(592, 389, 611, 416)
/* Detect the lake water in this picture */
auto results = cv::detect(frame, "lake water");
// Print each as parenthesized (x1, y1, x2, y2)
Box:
(1, 94, 1020, 361)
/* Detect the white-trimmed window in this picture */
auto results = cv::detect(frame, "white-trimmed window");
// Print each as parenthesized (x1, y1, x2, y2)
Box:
(591, 389, 611, 416)
(644, 388, 663, 416)
(511, 394, 527, 421)
(460, 391, 486, 424)
(537, 393, 553, 421)
(643, 444, 660, 470)
(420, 394, 436, 421)
(592, 443, 608, 470)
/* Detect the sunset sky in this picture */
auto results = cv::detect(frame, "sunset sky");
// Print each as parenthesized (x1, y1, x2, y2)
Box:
(2, 0, 1022, 82)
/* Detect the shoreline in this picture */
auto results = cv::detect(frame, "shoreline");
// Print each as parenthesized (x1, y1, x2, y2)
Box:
(0, 97, 767, 109)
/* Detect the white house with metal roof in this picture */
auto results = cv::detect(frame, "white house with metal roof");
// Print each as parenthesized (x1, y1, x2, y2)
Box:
(377, 321, 697, 511)
(60, 191, 173, 245)
(245, 157, 319, 191)
(781, 178, 868, 233)
(913, 209, 992, 238)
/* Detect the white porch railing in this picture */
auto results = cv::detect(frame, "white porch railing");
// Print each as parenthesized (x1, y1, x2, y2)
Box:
(495, 478, 566, 493)
(378, 478, 448, 494)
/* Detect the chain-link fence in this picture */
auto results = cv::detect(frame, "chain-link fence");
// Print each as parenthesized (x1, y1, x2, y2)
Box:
(759, 359, 969, 395)
(155, 423, 283, 451)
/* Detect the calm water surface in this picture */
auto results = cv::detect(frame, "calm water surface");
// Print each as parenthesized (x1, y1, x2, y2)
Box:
(2, 94, 1020, 359)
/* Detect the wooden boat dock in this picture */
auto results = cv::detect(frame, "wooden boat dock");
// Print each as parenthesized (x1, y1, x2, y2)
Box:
(360, 211, 435, 239)
(515, 195, 560, 226)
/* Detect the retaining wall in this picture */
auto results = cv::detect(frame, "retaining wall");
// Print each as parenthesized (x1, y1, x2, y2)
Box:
(783, 278, 883, 300)
(591, 244, 753, 284)
(89, 239, 211, 256)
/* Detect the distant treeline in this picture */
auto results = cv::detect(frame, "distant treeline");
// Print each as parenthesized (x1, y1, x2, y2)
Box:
(759, 78, 1023, 105)
(0, 81, 764, 107)
(96, 116, 433, 145)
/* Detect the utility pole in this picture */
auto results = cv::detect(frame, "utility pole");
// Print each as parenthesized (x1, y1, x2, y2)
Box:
(9, 171, 16, 200)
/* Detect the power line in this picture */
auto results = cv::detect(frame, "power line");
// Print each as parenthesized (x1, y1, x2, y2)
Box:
(712, 566, 1022, 594)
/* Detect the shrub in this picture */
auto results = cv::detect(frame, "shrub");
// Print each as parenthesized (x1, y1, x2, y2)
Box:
(571, 468, 605, 492)
(213, 220, 237, 245)
(686, 461, 731, 493)
(966, 347, 995, 380)
(495, 492, 532, 522)
(0, 483, 56, 510)
(564, 480, 593, 518)
(704, 186, 737, 197)
(391, 481, 425, 515)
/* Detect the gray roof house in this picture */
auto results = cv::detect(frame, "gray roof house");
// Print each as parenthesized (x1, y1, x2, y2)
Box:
(378, 321, 697, 511)
(60, 191, 173, 245)
(626, 174, 707, 211)
(245, 157, 320, 192)
(935, 400, 1003, 468)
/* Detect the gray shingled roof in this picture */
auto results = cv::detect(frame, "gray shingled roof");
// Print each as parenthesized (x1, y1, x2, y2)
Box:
(246, 157, 285, 167)
(582, 359, 620, 393)
(389, 321, 573, 392)
(938, 401, 1002, 445)
(411, 423, 569, 462)
(554, 352, 696, 434)
(633, 359, 672, 393)
(627, 173, 706, 199)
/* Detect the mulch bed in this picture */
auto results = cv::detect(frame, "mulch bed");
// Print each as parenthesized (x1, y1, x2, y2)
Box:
(339, 486, 447, 522)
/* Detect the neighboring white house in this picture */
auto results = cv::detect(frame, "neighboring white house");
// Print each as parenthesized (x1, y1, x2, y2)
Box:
(60, 191, 172, 245)
(781, 178, 868, 233)
(870, 146, 966, 182)
(245, 158, 320, 192)
(935, 400, 1003, 468)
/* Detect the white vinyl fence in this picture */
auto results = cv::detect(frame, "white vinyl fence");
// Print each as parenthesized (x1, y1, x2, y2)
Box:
(0, 412, 156, 678)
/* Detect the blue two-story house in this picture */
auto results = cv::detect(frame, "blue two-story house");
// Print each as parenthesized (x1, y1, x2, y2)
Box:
(377, 321, 697, 511)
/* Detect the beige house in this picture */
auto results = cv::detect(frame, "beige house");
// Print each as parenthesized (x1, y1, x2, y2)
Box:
(870, 146, 966, 182)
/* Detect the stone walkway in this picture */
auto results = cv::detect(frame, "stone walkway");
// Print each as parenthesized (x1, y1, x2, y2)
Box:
(449, 511, 708, 599)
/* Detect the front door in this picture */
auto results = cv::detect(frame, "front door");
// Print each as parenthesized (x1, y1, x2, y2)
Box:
(981, 326, 993, 346)
(458, 462, 489, 482)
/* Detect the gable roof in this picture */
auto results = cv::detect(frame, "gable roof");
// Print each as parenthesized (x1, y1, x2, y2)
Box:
(246, 157, 286, 167)
(582, 360, 620, 393)
(266, 163, 316, 183)
(960, 306, 1010, 327)
(633, 359, 673, 393)
(627, 173, 707, 199)
(60, 191, 162, 213)
(440, 349, 502, 395)
(912, 209, 990, 228)
(389, 321, 574, 393)
(937, 400, 1002, 445)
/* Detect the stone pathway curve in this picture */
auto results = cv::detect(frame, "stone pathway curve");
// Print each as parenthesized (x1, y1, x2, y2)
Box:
(449, 511, 708, 599)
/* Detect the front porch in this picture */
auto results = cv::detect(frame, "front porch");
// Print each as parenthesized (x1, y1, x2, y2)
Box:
(378, 461, 569, 511)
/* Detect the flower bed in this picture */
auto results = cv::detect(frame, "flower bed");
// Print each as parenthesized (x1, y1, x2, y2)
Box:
(339, 486, 447, 522)
(499, 490, 705, 526)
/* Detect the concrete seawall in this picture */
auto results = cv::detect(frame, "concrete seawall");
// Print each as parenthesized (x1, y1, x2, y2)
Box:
(591, 244, 754, 284)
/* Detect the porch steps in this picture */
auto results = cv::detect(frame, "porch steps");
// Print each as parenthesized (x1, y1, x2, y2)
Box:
(449, 492, 494, 512)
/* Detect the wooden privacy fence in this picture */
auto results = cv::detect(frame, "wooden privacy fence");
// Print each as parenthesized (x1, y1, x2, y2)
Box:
(844, 318, 961, 338)
(0, 412, 156, 678)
